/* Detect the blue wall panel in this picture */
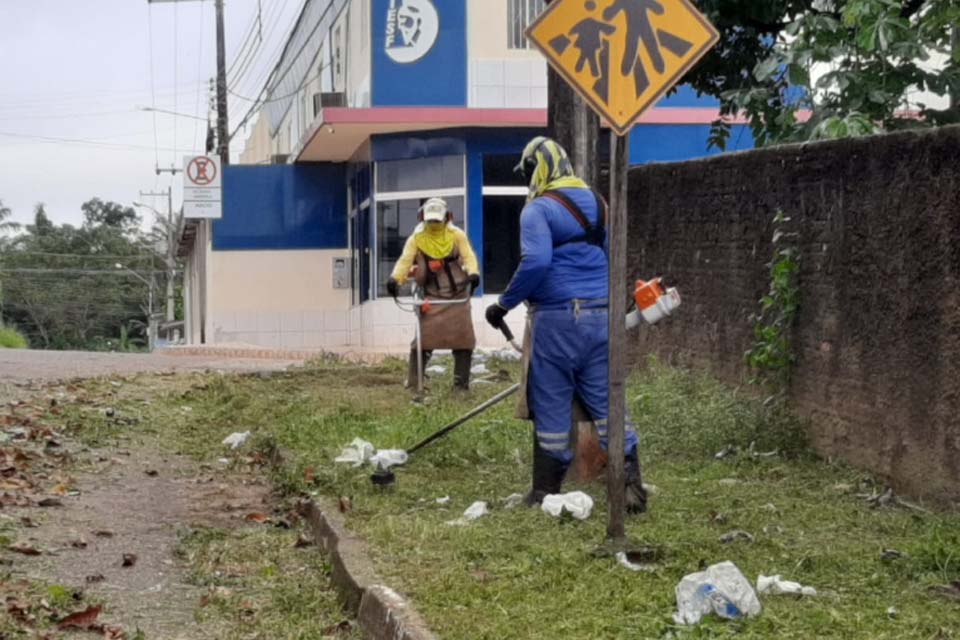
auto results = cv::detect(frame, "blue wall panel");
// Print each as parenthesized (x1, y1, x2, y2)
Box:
(629, 124, 754, 164)
(213, 164, 347, 251)
(372, 0, 467, 107)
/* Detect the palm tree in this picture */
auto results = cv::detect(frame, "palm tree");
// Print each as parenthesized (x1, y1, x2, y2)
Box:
(0, 199, 21, 235)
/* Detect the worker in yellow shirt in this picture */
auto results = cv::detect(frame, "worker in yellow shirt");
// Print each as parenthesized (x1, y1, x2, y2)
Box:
(387, 197, 481, 391)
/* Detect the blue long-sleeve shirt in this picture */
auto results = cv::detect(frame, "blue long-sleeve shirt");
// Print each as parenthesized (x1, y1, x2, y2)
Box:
(498, 187, 608, 310)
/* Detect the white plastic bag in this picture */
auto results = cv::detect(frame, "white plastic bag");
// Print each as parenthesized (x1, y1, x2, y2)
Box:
(673, 561, 762, 625)
(334, 438, 375, 467)
(541, 491, 594, 520)
(757, 574, 817, 597)
(446, 501, 489, 526)
(222, 431, 251, 450)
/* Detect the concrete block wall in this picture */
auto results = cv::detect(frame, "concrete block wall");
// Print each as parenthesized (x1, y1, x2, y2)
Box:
(626, 126, 960, 503)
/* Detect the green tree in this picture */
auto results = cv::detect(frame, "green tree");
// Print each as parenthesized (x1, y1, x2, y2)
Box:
(689, 0, 960, 147)
(1, 198, 160, 350)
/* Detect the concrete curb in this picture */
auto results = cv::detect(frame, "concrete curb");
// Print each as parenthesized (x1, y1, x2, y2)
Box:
(303, 499, 438, 640)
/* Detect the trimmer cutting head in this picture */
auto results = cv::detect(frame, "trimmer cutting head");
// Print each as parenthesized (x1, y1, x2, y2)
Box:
(370, 465, 396, 488)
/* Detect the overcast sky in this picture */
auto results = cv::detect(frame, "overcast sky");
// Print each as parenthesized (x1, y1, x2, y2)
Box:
(0, 0, 302, 228)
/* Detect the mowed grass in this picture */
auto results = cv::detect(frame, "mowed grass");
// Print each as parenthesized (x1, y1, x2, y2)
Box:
(56, 358, 960, 640)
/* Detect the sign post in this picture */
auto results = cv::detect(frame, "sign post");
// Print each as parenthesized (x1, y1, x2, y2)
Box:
(527, 0, 719, 541)
(182, 155, 223, 220)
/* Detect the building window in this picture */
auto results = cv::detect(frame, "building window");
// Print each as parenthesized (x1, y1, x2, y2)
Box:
(481, 154, 527, 293)
(372, 156, 467, 298)
(508, 0, 545, 50)
(376, 196, 465, 297)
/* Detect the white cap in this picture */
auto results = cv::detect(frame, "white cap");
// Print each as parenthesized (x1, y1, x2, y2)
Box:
(421, 197, 447, 222)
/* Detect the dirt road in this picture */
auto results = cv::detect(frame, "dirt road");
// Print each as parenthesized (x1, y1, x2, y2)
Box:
(0, 349, 300, 403)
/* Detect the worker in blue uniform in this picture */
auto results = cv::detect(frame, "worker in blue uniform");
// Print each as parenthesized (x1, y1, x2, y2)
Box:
(485, 136, 647, 513)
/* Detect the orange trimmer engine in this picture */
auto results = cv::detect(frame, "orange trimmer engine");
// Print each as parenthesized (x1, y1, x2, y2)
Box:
(625, 278, 682, 328)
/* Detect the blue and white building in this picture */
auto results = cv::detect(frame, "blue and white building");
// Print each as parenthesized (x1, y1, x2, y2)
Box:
(179, 0, 753, 350)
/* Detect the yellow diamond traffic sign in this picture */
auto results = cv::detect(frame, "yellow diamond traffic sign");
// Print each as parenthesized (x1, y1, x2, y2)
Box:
(527, 0, 720, 136)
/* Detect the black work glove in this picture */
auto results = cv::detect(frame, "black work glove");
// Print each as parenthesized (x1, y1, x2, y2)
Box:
(386, 278, 399, 298)
(468, 273, 480, 294)
(485, 302, 508, 329)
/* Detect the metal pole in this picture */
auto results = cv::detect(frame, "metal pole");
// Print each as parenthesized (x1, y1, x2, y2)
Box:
(606, 130, 629, 541)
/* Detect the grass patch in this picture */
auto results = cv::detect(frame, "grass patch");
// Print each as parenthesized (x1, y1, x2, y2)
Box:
(44, 358, 960, 639)
(176, 524, 359, 638)
(0, 325, 28, 349)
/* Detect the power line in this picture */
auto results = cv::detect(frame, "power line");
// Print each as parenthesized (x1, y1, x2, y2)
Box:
(173, 0, 179, 170)
(0, 130, 189, 152)
(193, 0, 207, 153)
(148, 3, 160, 169)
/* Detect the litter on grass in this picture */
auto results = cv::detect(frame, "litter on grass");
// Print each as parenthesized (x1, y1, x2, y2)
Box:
(616, 552, 656, 573)
(436, 496, 451, 505)
(222, 431, 251, 450)
(757, 574, 817, 597)
(673, 561, 762, 625)
(502, 493, 525, 509)
(425, 365, 447, 375)
(541, 491, 594, 520)
(446, 501, 489, 526)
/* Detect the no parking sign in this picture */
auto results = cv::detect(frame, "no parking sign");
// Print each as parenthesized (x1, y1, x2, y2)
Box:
(183, 155, 222, 219)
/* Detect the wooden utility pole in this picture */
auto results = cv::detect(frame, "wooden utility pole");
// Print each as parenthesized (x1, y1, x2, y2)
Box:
(606, 131, 629, 541)
(215, 0, 229, 165)
(547, 70, 600, 186)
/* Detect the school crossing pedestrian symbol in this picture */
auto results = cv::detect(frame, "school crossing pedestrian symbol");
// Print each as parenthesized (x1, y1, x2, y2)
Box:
(527, 0, 719, 135)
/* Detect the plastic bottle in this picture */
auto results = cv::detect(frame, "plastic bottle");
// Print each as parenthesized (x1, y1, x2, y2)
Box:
(693, 583, 743, 620)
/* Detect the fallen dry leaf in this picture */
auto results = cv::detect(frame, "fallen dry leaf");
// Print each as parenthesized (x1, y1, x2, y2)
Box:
(37, 497, 63, 507)
(338, 496, 352, 513)
(71, 537, 89, 549)
(86, 574, 106, 584)
(93, 530, 114, 538)
(144, 469, 158, 477)
(6, 598, 35, 625)
(244, 512, 270, 524)
(57, 604, 102, 629)
(8, 543, 42, 556)
(304, 466, 315, 484)
(102, 624, 126, 639)
(121, 553, 137, 567)
(50, 483, 70, 495)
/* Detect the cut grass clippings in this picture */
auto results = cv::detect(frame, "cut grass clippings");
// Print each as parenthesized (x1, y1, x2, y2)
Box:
(43, 357, 960, 640)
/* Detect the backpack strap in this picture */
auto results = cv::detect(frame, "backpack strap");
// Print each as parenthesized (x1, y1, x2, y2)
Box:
(541, 189, 607, 248)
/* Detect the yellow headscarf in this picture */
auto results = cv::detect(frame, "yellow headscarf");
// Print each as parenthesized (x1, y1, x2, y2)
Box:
(519, 136, 588, 202)
(414, 222, 456, 258)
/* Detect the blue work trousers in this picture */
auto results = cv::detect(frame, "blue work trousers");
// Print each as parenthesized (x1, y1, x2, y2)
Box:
(528, 304, 640, 464)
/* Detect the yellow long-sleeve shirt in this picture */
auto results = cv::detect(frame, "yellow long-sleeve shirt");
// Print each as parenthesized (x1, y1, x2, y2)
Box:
(391, 224, 479, 285)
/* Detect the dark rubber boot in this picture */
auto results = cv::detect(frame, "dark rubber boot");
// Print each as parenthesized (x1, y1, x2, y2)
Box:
(525, 436, 569, 506)
(452, 349, 472, 390)
(624, 449, 648, 514)
(405, 350, 432, 389)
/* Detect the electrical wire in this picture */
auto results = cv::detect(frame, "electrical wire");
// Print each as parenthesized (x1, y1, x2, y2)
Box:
(0, 130, 189, 153)
(148, 3, 160, 169)
(193, 0, 206, 153)
(173, 0, 179, 169)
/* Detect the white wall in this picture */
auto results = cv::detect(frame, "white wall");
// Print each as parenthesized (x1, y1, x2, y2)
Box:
(468, 0, 547, 109)
(209, 249, 352, 348)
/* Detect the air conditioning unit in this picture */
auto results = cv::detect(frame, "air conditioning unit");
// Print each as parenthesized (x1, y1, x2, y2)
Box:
(313, 92, 346, 117)
(271, 154, 290, 165)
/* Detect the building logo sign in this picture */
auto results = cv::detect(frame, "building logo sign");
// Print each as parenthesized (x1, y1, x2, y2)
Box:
(384, 0, 439, 64)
